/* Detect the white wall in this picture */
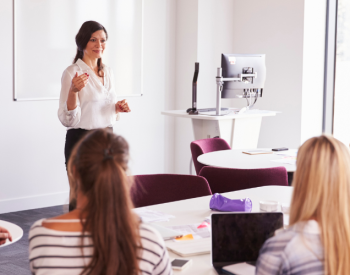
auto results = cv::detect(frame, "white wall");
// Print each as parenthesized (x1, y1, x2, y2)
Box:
(174, 0, 199, 173)
(229, 0, 305, 149)
(173, 0, 307, 174)
(0, 0, 176, 214)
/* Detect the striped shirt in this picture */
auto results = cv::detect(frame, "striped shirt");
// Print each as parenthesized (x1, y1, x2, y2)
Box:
(29, 219, 172, 275)
(256, 220, 324, 275)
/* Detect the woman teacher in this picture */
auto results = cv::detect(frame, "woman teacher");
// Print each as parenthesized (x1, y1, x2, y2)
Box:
(58, 21, 130, 209)
(58, 21, 130, 165)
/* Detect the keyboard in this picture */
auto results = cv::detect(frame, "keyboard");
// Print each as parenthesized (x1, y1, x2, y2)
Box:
(197, 108, 229, 112)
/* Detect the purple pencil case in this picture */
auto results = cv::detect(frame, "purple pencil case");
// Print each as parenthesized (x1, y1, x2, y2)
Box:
(209, 193, 252, 212)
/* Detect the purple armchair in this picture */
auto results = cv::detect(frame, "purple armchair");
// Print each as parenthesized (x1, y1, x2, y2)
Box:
(190, 138, 231, 175)
(199, 166, 288, 194)
(131, 174, 212, 207)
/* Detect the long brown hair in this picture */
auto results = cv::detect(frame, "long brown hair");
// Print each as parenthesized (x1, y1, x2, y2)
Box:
(289, 135, 350, 274)
(73, 21, 107, 76)
(68, 129, 141, 275)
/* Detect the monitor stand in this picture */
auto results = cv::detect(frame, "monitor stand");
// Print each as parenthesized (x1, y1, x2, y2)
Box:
(215, 67, 259, 116)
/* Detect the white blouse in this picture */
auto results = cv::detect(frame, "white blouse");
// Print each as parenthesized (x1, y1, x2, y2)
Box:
(58, 59, 119, 130)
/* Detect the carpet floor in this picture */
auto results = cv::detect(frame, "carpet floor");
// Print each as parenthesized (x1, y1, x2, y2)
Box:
(0, 205, 68, 275)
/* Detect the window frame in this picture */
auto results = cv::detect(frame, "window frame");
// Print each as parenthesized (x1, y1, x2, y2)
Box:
(323, 0, 338, 134)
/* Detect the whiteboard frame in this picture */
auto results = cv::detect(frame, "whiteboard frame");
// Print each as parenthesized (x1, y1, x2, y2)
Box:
(13, 0, 144, 101)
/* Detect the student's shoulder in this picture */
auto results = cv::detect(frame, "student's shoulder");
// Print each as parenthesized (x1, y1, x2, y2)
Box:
(30, 219, 44, 231)
(139, 223, 163, 239)
(28, 219, 47, 240)
(260, 227, 298, 254)
(256, 228, 298, 274)
(139, 224, 165, 250)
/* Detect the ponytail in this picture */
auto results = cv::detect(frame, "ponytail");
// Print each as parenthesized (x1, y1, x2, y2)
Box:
(97, 58, 104, 77)
(73, 48, 84, 64)
(68, 129, 141, 275)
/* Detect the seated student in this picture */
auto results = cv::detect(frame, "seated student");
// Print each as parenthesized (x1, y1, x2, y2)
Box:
(256, 135, 350, 275)
(0, 226, 12, 245)
(28, 129, 172, 275)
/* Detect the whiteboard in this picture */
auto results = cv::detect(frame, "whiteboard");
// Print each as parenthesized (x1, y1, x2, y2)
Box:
(14, 0, 143, 101)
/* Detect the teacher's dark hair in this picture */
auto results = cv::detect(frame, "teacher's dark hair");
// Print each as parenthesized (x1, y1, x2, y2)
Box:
(67, 129, 141, 275)
(73, 21, 108, 77)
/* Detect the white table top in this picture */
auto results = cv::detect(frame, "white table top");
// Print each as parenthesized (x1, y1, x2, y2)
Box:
(0, 220, 23, 248)
(161, 109, 278, 121)
(147, 186, 293, 275)
(197, 149, 297, 172)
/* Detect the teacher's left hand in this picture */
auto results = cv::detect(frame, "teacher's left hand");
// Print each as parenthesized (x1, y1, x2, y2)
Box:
(116, 99, 131, 113)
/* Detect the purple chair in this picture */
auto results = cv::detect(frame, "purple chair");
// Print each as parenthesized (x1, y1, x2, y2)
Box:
(131, 174, 212, 207)
(190, 138, 231, 175)
(199, 166, 288, 194)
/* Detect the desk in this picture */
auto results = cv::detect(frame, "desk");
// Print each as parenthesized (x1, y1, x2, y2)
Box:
(0, 220, 23, 248)
(146, 186, 293, 275)
(162, 110, 278, 149)
(197, 149, 297, 172)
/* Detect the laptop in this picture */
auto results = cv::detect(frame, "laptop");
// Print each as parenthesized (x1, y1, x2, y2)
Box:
(211, 212, 283, 274)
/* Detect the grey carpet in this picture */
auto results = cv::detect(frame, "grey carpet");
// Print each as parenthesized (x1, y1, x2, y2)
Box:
(0, 205, 68, 275)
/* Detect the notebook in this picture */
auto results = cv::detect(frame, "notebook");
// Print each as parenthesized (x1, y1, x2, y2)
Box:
(166, 238, 211, 257)
(211, 212, 283, 274)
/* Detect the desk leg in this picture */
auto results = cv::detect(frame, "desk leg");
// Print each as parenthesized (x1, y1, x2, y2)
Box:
(191, 119, 220, 140)
(227, 117, 262, 149)
(191, 117, 262, 149)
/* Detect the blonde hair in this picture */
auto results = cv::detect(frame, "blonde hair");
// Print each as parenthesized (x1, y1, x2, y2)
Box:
(289, 135, 350, 274)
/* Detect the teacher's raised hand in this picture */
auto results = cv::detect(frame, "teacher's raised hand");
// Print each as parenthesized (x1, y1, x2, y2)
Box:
(116, 99, 131, 113)
(70, 72, 89, 93)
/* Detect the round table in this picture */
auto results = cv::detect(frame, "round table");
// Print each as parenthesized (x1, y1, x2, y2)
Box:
(0, 220, 23, 248)
(197, 148, 297, 172)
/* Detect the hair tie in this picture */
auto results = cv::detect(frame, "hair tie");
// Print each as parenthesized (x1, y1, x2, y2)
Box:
(104, 148, 113, 160)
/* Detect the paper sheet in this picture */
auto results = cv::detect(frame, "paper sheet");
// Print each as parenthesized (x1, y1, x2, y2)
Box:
(273, 149, 298, 157)
(204, 216, 211, 223)
(133, 207, 175, 223)
(271, 156, 296, 165)
(242, 150, 273, 155)
(167, 224, 211, 240)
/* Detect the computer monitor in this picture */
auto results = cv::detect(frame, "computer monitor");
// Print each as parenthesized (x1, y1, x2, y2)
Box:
(221, 54, 266, 99)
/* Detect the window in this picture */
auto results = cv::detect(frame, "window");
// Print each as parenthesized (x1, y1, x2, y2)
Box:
(333, 0, 350, 145)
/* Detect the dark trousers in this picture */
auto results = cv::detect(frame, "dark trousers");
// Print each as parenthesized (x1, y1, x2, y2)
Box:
(65, 128, 89, 168)
(64, 127, 113, 211)
(64, 127, 113, 167)
(65, 129, 89, 211)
